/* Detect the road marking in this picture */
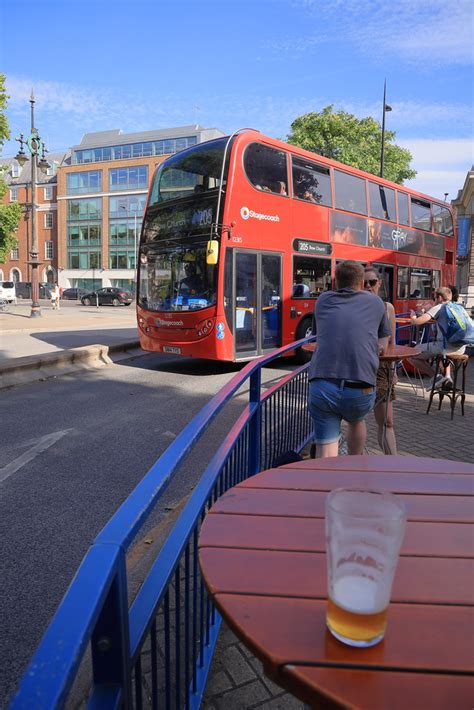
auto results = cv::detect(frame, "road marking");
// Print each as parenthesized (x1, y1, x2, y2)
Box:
(0, 429, 74, 484)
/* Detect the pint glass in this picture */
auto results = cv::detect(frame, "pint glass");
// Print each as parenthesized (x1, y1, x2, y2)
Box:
(325, 488, 406, 647)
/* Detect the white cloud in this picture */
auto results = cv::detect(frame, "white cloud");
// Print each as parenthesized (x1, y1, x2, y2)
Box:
(277, 0, 474, 65)
(399, 138, 473, 199)
(405, 170, 468, 201)
(398, 138, 474, 167)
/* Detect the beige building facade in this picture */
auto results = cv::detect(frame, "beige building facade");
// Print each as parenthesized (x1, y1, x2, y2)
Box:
(56, 125, 223, 294)
(2, 124, 223, 295)
(453, 167, 474, 308)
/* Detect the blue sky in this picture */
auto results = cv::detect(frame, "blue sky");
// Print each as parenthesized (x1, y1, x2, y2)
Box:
(1, 0, 472, 200)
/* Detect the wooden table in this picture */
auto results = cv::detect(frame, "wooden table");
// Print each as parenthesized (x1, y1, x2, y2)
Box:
(199, 455, 474, 709)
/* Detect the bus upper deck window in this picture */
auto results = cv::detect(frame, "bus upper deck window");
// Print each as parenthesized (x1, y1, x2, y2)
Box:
(397, 192, 410, 225)
(369, 182, 395, 221)
(432, 203, 454, 236)
(292, 157, 332, 207)
(334, 170, 367, 215)
(244, 143, 288, 196)
(411, 198, 431, 232)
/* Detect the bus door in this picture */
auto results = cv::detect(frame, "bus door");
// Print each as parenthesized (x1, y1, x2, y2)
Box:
(234, 250, 282, 358)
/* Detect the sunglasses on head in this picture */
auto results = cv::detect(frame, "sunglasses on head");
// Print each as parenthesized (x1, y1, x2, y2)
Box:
(364, 279, 378, 287)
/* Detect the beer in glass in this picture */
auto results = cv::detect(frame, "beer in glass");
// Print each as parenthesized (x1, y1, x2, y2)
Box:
(325, 489, 406, 647)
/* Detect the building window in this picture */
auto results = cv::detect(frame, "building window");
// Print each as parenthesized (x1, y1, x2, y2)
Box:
(11, 246, 19, 260)
(67, 198, 102, 220)
(10, 187, 18, 202)
(44, 186, 53, 200)
(44, 213, 54, 229)
(109, 194, 146, 218)
(68, 224, 101, 245)
(109, 166, 148, 191)
(46, 163, 55, 176)
(67, 170, 102, 195)
(109, 247, 136, 269)
(68, 250, 102, 269)
(73, 136, 197, 164)
(45, 241, 54, 259)
(11, 163, 20, 178)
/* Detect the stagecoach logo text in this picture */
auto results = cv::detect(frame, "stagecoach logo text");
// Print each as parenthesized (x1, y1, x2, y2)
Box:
(156, 318, 184, 327)
(240, 206, 280, 222)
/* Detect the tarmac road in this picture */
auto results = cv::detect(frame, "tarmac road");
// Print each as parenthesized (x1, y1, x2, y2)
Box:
(0, 302, 298, 706)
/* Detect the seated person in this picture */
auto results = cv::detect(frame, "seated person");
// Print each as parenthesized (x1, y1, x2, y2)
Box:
(302, 189, 317, 203)
(179, 263, 203, 294)
(408, 287, 466, 391)
(276, 181, 287, 195)
(292, 275, 310, 297)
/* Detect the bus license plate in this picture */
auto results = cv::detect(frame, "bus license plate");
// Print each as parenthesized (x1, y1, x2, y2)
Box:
(163, 346, 181, 354)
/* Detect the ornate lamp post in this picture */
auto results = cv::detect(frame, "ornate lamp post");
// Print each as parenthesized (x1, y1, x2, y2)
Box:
(15, 91, 50, 317)
(379, 80, 392, 179)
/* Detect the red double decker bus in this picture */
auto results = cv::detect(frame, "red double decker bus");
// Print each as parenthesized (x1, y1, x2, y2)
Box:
(137, 129, 455, 362)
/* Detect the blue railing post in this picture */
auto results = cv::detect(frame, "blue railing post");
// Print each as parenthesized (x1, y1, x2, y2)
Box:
(248, 368, 261, 475)
(90, 547, 132, 707)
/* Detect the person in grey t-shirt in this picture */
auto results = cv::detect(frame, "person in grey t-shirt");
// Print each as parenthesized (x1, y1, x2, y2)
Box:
(308, 260, 391, 458)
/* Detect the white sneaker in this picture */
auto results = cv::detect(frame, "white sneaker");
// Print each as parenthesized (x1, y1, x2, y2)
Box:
(426, 374, 447, 391)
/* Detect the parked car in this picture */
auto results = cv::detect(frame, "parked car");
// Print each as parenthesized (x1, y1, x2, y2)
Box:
(15, 282, 53, 299)
(81, 287, 133, 306)
(0, 280, 17, 303)
(61, 287, 89, 300)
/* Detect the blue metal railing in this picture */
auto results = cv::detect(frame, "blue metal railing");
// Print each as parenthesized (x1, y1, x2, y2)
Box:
(11, 336, 316, 709)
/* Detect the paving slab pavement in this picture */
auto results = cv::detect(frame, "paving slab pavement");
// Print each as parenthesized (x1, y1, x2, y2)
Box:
(201, 363, 474, 709)
(0, 301, 140, 388)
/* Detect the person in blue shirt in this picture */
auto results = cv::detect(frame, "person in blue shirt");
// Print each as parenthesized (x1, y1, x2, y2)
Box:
(308, 260, 391, 458)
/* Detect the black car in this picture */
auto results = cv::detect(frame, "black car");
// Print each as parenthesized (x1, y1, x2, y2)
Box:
(61, 287, 89, 300)
(81, 287, 133, 306)
(15, 282, 53, 299)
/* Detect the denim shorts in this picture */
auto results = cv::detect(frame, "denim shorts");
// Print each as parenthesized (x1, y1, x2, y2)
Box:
(308, 379, 376, 444)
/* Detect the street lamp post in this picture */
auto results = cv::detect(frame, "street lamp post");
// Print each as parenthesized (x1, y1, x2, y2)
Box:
(15, 91, 50, 318)
(379, 79, 392, 179)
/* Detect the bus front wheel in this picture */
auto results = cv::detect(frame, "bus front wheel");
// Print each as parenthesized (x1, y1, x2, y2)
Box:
(295, 317, 313, 364)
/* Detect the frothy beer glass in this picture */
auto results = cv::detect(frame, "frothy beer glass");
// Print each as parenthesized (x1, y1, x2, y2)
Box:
(325, 489, 406, 647)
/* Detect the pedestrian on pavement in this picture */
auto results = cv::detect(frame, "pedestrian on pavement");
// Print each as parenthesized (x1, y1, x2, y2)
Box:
(307, 260, 391, 458)
(50, 283, 60, 310)
(364, 267, 398, 455)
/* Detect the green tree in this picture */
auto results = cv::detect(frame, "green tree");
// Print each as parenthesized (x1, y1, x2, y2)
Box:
(287, 105, 416, 185)
(0, 74, 22, 263)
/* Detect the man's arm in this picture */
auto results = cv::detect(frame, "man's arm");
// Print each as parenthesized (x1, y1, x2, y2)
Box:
(410, 311, 432, 326)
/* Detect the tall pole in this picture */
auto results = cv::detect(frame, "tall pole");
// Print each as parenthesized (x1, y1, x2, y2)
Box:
(379, 80, 392, 179)
(134, 213, 137, 268)
(15, 91, 48, 317)
(29, 94, 40, 317)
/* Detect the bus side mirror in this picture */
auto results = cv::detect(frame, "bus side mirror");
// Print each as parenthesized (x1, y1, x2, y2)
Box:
(206, 240, 219, 265)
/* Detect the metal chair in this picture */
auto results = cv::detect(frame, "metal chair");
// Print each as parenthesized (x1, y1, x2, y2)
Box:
(426, 352, 469, 419)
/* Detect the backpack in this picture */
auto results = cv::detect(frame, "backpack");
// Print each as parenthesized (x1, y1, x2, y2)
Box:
(437, 302, 474, 346)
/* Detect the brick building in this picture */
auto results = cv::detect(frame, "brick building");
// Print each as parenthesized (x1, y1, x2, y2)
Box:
(1, 153, 64, 287)
(1, 124, 223, 294)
